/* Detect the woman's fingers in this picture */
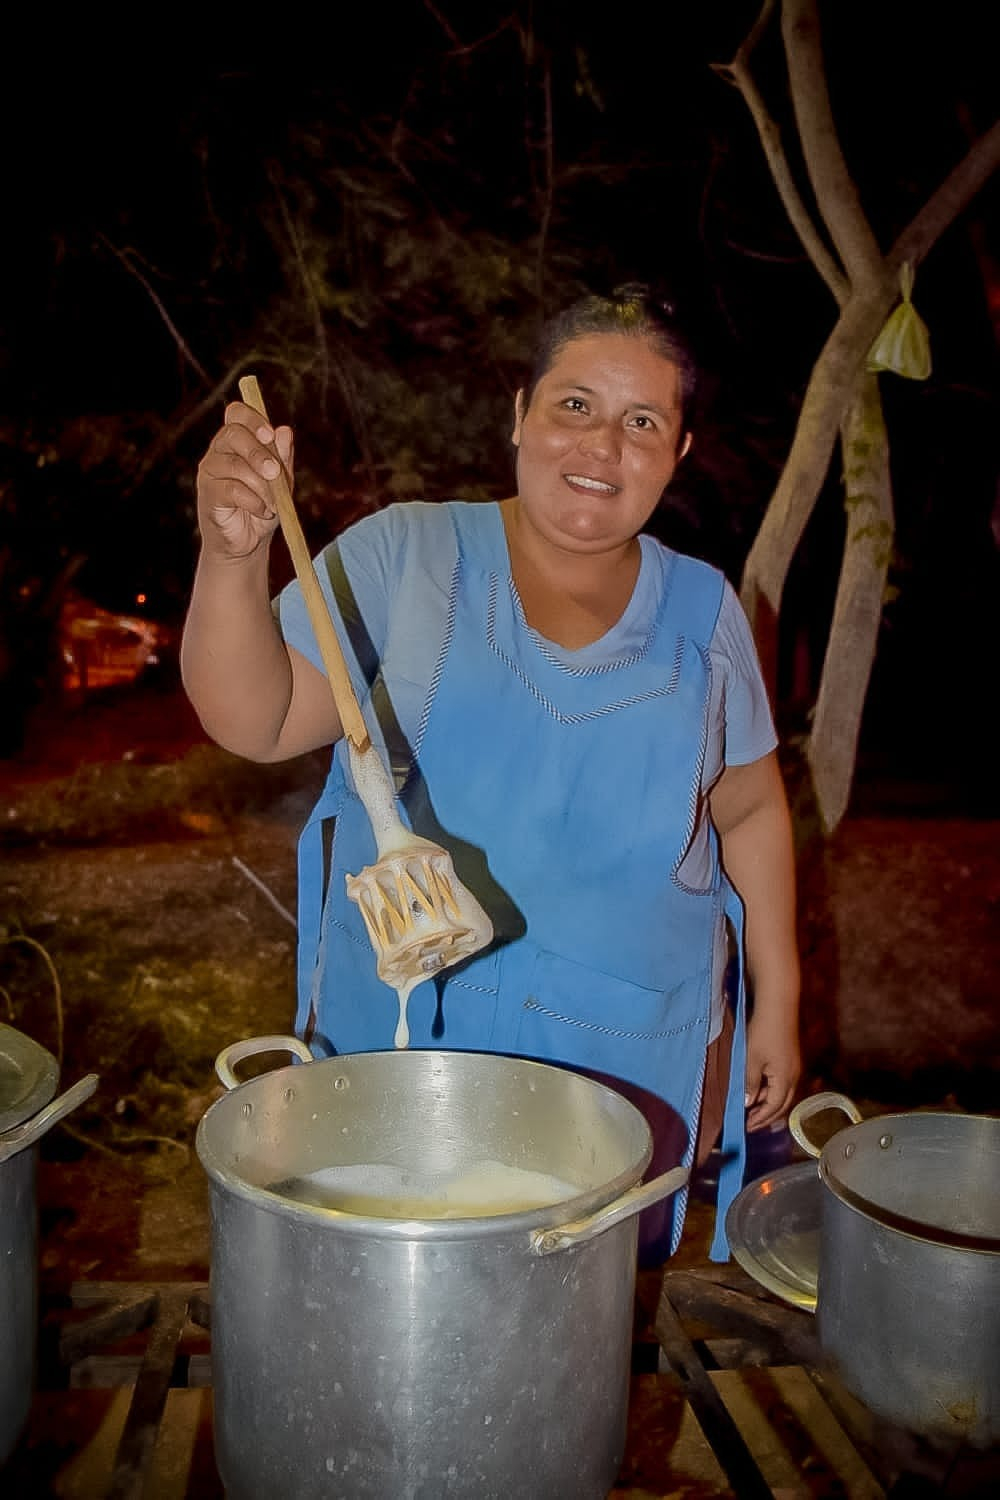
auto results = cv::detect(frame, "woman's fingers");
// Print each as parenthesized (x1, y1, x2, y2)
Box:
(200, 416, 295, 516)
(198, 450, 276, 520)
(744, 1056, 799, 1130)
(221, 404, 294, 472)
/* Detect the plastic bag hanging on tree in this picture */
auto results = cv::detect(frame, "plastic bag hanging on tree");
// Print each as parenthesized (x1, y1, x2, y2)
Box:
(867, 262, 932, 380)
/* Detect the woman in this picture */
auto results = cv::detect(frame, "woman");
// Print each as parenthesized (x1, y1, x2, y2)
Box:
(181, 286, 800, 1260)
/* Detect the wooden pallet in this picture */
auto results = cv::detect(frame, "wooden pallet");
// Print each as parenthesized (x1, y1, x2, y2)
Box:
(2, 1275, 910, 1499)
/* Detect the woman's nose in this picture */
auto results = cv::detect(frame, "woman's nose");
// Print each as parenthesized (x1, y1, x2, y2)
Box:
(579, 419, 620, 462)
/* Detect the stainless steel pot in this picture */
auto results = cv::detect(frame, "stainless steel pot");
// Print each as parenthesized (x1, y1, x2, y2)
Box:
(197, 1037, 689, 1500)
(0, 1024, 98, 1465)
(789, 1090, 1000, 1450)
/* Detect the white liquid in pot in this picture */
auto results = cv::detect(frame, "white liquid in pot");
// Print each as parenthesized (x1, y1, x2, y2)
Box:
(271, 1158, 580, 1219)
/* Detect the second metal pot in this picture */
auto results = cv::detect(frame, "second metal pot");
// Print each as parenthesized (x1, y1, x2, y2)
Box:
(790, 1091, 1000, 1450)
(0, 1024, 98, 1466)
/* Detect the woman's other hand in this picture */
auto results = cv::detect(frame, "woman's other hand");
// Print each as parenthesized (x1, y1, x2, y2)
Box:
(744, 1007, 801, 1130)
(196, 402, 294, 560)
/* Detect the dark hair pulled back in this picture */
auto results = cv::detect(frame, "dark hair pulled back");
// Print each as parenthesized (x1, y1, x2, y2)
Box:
(524, 282, 698, 425)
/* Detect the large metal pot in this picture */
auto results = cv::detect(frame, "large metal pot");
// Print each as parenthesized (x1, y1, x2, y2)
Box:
(0, 1024, 98, 1466)
(197, 1037, 689, 1500)
(789, 1091, 1000, 1450)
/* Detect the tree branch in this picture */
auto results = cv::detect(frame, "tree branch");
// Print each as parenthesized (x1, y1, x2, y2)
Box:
(535, 58, 555, 309)
(890, 117, 1000, 272)
(741, 118, 1000, 633)
(781, 0, 883, 284)
(714, 1, 848, 303)
(98, 234, 211, 384)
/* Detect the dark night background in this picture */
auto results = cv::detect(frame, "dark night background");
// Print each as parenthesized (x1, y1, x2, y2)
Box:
(2, 1, 998, 803)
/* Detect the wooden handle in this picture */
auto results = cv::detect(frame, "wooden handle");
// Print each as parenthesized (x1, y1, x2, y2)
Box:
(238, 374, 370, 751)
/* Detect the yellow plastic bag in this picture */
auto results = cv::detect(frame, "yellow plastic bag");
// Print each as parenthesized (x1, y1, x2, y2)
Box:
(867, 262, 931, 380)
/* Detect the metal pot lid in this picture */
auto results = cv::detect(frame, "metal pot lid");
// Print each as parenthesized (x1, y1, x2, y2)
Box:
(724, 1160, 821, 1312)
(0, 1023, 59, 1135)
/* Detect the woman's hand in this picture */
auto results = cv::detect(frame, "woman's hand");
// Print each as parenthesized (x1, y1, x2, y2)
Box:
(196, 402, 294, 560)
(745, 1007, 801, 1130)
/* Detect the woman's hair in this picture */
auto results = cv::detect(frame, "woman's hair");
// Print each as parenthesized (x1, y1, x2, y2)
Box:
(524, 282, 698, 424)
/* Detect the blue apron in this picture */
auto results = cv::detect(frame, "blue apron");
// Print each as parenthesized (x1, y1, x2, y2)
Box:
(295, 502, 746, 1260)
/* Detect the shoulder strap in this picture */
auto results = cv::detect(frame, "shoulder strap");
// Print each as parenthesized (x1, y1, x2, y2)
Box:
(661, 552, 726, 652)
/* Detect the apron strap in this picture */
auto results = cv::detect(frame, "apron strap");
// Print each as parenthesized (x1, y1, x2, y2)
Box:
(710, 880, 749, 1261)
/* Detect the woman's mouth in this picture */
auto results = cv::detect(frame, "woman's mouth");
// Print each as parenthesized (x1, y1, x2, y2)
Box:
(563, 473, 619, 495)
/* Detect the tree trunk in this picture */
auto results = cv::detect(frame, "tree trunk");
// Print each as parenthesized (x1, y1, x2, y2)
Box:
(807, 371, 893, 830)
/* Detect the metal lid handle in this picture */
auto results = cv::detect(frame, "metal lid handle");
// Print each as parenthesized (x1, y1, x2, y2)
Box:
(0, 1073, 99, 1164)
(788, 1090, 863, 1159)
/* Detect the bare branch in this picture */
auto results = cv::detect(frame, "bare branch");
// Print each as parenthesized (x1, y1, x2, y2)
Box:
(421, 0, 462, 47)
(535, 59, 555, 309)
(421, 3, 519, 59)
(97, 234, 211, 384)
(781, 0, 883, 284)
(890, 118, 1000, 273)
(715, 4, 848, 303)
(124, 357, 262, 492)
(272, 179, 332, 413)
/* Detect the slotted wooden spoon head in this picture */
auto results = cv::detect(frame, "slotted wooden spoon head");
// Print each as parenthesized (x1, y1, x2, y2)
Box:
(345, 841, 493, 990)
(344, 742, 493, 990)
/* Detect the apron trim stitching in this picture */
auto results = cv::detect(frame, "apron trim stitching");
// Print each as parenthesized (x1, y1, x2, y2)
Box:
(522, 996, 701, 1042)
(444, 978, 497, 997)
(414, 546, 462, 760)
(487, 577, 684, 721)
(508, 578, 659, 676)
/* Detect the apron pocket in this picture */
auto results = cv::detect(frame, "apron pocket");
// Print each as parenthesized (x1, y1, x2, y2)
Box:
(512, 945, 707, 1084)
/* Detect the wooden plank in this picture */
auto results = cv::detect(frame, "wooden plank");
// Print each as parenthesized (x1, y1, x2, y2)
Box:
(768, 1368, 884, 1499)
(615, 1373, 735, 1497)
(145, 1391, 223, 1500)
(38, 1388, 128, 1498)
(659, 1273, 819, 1368)
(655, 1294, 774, 1500)
(106, 1290, 192, 1500)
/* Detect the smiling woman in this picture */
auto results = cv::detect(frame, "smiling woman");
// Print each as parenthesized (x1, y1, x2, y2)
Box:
(506, 331, 693, 645)
(180, 283, 800, 1265)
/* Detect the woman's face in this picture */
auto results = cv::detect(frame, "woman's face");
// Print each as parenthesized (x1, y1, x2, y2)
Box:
(512, 332, 692, 554)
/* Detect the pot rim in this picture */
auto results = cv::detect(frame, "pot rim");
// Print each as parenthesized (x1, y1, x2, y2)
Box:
(195, 1048, 655, 1241)
(818, 1109, 1000, 1255)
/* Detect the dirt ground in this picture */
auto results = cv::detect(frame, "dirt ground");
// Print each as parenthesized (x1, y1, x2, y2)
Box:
(2, 676, 998, 1290)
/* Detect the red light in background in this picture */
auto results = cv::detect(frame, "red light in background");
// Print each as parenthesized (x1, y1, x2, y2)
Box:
(136, 594, 147, 606)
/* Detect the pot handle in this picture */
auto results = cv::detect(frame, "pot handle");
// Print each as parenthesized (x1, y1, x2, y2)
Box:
(214, 1034, 314, 1091)
(788, 1090, 863, 1159)
(0, 1072, 100, 1165)
(531, 1164, 690, 1256)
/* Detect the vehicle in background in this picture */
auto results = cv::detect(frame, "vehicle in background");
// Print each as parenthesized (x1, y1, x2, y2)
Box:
(59, 592, 176, 695)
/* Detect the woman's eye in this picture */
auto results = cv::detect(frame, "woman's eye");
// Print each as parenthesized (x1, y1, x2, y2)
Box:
(630, 414, 656, 432)
(561, 397, 587, 413)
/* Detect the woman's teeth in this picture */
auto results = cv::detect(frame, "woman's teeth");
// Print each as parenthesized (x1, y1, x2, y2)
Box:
(564, 474, 618, 494)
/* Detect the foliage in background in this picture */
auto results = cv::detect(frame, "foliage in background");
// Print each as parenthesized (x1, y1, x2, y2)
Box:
(2, 3, 997, 797)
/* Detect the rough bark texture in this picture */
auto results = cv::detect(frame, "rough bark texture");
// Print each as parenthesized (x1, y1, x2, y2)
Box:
(807, 372, 893, 831)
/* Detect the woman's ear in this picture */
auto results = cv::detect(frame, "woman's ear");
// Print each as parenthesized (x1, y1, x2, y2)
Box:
(678, 431, 693, 462)
(512, 389, 526, 447)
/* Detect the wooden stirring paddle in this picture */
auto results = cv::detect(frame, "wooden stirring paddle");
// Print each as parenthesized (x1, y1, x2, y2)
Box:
(237, 376, 493, 1032)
